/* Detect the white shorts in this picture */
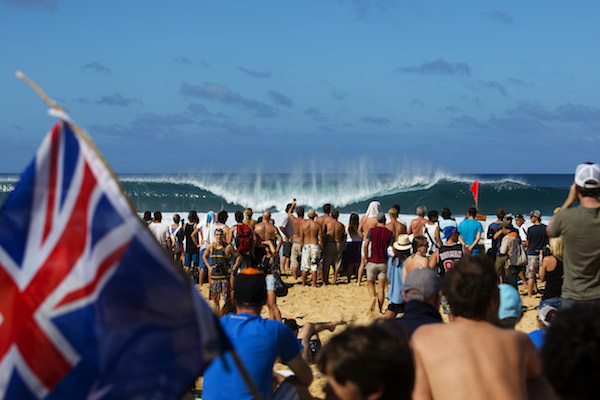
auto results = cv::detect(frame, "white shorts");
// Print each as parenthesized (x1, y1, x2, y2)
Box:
(301, 244, 321, 272)
(266, 274, 275, 291)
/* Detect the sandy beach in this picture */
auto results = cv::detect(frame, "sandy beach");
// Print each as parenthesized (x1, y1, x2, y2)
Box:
(196, 271, 544, 398)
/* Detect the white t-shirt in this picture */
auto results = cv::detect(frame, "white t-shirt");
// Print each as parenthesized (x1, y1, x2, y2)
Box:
(148, 222, 169, 248)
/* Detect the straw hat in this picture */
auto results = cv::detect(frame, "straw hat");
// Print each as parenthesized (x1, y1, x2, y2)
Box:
(393, 234, 411, 251)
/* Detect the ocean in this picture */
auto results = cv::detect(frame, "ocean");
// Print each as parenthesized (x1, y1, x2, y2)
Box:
(0, 172, 572, 232)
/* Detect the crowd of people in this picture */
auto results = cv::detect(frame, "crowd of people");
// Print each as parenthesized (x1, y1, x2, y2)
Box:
(144, 163, 600, 399)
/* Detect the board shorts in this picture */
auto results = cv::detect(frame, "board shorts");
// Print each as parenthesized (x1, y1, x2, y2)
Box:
(323, 242, 344, 272)
(199, 248, 208, 269)
(526, 255, 540, 280)
(184, 252, 199, 267)
(301, 244, 321, 272)
(291, 242, 302, 270)
(209, 276, 231, 302)
(366, 262, 387, 281)
(282, 241, 292, 258)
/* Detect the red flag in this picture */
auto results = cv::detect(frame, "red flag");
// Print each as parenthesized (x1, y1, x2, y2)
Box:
(470, 180, 479, 204)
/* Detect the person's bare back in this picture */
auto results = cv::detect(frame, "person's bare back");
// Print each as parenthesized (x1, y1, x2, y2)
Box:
(412, 318, 541, 400)
(329, 219, 345, 242)
(254, 211, 277, 248)
(402, 253, 430, 282)
(324, 217, 338, 243)
(386, 219, 406, 239)
(300, 219, 321, 245)
(291, 216, 305, 243)
(408, 217, 427, 236)
(359, 216, 378, 240)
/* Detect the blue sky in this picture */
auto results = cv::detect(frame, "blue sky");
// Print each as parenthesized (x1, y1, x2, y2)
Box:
(1, 1, 598, 174)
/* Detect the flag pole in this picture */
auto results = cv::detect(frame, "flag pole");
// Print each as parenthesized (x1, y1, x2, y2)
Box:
(15, 71, 141, 221)
(229, 349, 264, 400)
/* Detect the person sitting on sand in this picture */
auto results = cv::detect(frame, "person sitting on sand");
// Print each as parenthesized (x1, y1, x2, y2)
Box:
(538, 237, 563, 309)
(282, 315, 345, 363)
(317, 322, 414, 400)
(411, 256, 546, 400)
(202, 268, 312, 400)
(363, 212, 394, 313)
(402, 235, 429, 283)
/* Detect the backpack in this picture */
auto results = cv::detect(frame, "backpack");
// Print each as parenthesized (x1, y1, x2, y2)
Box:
(169, 226, 181, 253)
(510, 235, 528, 267)
(233, 224, 252, 254)
(274, 270, 288, 297)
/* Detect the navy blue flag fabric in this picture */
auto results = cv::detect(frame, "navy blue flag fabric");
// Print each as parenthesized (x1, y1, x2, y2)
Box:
(0, 120, 228, 399)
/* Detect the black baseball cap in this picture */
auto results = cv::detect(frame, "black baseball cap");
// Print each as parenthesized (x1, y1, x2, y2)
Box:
(233, 268, 267, 306)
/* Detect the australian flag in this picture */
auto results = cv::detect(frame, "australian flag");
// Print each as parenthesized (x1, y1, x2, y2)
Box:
(0, 120, 227, 399)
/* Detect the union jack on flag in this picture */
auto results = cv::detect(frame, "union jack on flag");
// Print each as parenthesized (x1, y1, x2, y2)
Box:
(0, 119, 227, 399)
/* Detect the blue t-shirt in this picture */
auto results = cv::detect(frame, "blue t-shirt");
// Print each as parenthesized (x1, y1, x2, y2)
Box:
(527, 329, 546, 352)
(387, 257, 404, 305)
(458, 219, 484, 249)
(202, 313, 302, 400)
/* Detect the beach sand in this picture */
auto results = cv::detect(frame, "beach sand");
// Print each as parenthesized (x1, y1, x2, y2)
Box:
(195, 270, 544, 398)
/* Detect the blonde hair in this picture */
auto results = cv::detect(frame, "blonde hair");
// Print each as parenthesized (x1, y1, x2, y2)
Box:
(550, 237, 564, 262)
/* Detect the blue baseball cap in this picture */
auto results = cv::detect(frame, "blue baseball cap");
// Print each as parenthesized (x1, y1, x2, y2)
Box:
(442, 226, 457, 239)
(498, 284, 522, 321)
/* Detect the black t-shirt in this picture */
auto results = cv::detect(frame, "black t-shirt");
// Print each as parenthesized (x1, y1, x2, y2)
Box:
(526, 224, 548, 255)
(184, 223, 199, 254)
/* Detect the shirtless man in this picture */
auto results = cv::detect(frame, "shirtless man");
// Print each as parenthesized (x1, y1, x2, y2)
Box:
(316, 203, 332, 226)
(407, 205, 428, 237)
(356, 201, 381, 286)
(320, 203, 335, 284)
(253, 211, 282, 266)
(402, 235, 430, 283)
(411, 257, 545, 400)
(323, 209, 346, 285)
(290, 205, 305, 280)
(386, 207, 407, 239)
(300, 209, 323, 287)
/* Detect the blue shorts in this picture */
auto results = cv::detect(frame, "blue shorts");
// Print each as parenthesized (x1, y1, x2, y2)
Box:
(184, 252, 199, 267)
(199, 249, 208, 269)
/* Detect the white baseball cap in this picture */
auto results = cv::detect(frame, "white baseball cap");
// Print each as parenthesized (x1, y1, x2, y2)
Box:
(575, 163, 600, 189)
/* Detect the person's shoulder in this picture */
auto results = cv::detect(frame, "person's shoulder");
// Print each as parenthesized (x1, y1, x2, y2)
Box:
(411, 321, 447, 343)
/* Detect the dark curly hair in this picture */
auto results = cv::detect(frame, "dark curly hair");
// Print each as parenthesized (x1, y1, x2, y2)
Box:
(443, 256, 498, 320)
(317, 322, 414, 400)
(542, 304, 600, 400)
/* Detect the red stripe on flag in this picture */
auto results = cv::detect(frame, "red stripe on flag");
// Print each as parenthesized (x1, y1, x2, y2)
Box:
(55, 242, 130, 308)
